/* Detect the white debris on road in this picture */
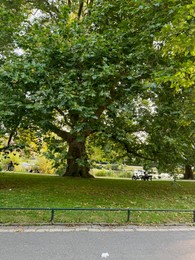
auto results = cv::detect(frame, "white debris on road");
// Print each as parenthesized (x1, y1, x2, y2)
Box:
(101, 252, 109, 258)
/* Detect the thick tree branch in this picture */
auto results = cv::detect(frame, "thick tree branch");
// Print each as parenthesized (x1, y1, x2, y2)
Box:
(7, 130, 15, 147)
(68, 0, 71, 8)
(94, 105, 106, 118)
(110, 133, 154, 161)
(0, 130, 16, 152)
(94, 86, 117, 118)
(48, 122, 71, 141)
(123, 142, 154, 161)
(55, 107, 72, 127)
(78, 0, 84, 19)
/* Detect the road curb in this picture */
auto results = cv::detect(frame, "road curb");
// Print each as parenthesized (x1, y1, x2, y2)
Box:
(0, 225, 195, 233)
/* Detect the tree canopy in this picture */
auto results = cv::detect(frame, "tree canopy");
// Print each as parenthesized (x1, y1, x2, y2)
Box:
(0, 0, 194, 177)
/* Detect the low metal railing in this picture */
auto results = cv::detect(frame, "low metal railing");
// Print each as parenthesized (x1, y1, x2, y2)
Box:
(0, 207, 195, 224)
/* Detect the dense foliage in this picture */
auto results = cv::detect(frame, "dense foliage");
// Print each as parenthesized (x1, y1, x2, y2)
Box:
(0, 0, 194, 177)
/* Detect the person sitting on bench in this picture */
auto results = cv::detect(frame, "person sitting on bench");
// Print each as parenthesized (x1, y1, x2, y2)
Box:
(7, 161, 14, 171)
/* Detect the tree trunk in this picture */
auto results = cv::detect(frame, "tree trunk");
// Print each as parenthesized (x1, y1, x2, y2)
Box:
(184, 165, 194, 180)
(63, 137, 93, 178)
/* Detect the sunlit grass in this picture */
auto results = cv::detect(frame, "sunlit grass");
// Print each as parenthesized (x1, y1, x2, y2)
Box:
(0, 172, 195, 225)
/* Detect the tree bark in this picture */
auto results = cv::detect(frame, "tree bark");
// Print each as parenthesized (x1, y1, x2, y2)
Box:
(63, 137, 93, 178)
(184, 165, 194, 180)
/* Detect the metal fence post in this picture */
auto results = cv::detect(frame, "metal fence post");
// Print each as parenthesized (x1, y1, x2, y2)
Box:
(193, 211, 195, 223)
(51, 209, 55, 223)
(127, 209, 131, 222)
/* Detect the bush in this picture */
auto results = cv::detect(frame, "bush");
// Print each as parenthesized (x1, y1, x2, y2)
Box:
(35, 156, 54, 174)
(118, 171, 133, 178)
(111, 164, 119, 171)
(92, 169, 117, 177)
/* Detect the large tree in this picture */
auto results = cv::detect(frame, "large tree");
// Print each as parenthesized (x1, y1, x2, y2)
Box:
(0, 0, 193, 177)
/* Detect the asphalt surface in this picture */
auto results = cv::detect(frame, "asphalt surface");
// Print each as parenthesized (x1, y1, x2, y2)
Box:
(0, 225, 195, 260)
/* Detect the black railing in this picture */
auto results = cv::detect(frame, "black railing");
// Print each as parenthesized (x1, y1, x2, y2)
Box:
(0, 207, 195, 224)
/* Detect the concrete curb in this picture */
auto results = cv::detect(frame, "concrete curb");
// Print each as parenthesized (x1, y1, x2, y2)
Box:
(1, 225, 195, 233)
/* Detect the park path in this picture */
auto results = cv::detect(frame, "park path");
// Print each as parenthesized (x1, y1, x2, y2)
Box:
(1, 225, 195, 260)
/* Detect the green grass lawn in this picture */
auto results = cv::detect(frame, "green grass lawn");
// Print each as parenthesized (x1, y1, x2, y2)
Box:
(0, 172, 195, 225)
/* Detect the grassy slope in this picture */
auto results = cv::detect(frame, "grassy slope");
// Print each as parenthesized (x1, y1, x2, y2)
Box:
(0, 172, 195, 224)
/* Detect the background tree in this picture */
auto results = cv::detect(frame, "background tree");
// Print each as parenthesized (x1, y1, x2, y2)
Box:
(153, 1, 195, 178)
(141, 84, 194, 179)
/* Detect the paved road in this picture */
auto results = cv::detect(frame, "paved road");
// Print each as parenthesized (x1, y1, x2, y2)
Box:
(0, 225, 195, 260)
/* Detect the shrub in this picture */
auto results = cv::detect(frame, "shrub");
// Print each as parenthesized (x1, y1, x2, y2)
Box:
(92, 169, 117, 177)
(118, 171, 133, 178)
(35, 156, 54, 174)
